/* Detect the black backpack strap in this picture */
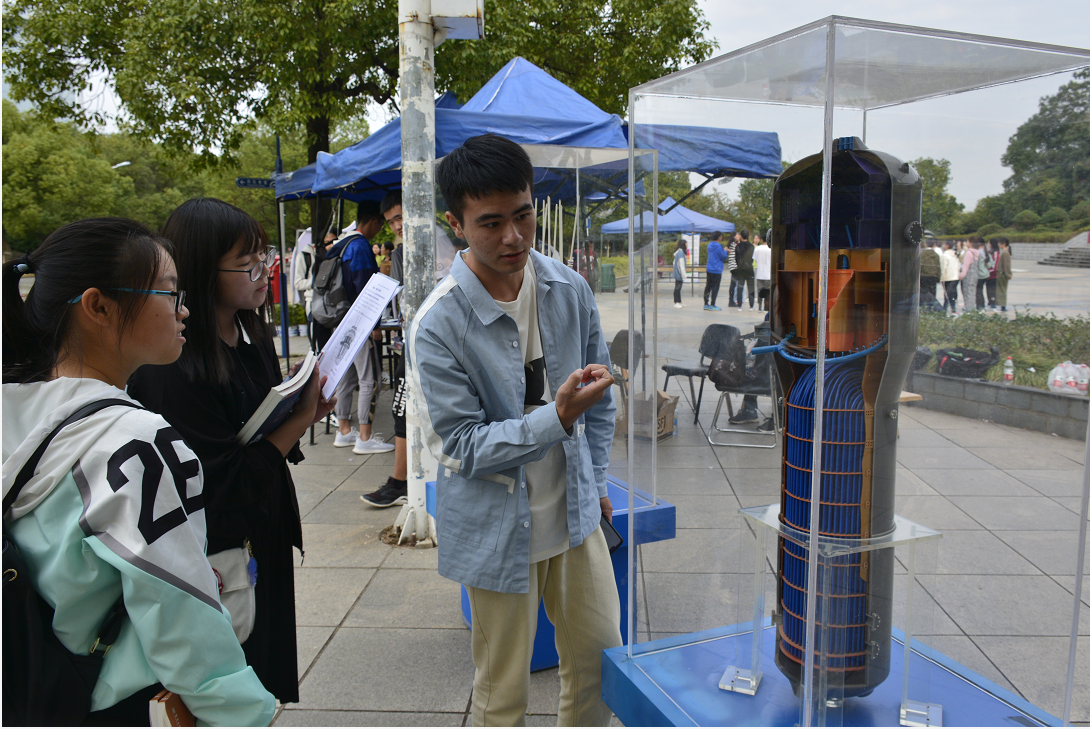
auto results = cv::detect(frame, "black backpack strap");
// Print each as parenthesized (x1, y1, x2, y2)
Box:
(4, 399, 142, 514)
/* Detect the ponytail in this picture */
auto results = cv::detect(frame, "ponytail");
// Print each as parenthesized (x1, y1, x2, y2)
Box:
(2, 218, 172, 384)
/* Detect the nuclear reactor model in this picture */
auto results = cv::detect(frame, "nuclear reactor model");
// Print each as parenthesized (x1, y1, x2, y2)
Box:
(769, 137, 922, 699)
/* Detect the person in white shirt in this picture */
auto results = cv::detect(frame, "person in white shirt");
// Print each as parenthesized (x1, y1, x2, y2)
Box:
(754, 229, 772, 312)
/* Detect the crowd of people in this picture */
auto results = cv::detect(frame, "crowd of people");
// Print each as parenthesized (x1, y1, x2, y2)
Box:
(925, 236, 1014, 314)
(3, 133, 623, 727)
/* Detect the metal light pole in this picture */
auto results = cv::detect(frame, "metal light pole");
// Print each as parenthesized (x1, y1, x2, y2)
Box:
(394, 0, 483, 545)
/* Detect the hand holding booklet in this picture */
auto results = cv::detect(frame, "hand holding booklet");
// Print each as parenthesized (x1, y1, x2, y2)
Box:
(318, 273, 402, 400)
(235, 350, 317, 445)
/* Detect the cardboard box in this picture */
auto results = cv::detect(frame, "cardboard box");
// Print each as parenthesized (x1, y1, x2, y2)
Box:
(629, 390, 679, 441)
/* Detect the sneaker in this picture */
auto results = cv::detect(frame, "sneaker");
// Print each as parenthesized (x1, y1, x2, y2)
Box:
(704, 304, 713, 310)
(360, 479, 408, 508)
(674, 303, 683, 309)
(708, 305, 722, 311)
(757, 417, 776, 432)
(353, 436, 395, 454)
(728, 408, 759, 424)
(333, 431, 356, 447)
(328, 413, 339, 427)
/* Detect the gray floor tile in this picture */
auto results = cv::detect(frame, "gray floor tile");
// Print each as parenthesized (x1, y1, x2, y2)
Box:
(643, 572, 756, 633)
(295, 442, 365, 465)
(643, 468, 731, 495)
(919, 574, 1090, 637)
(931, 427, 1018, 449)
(712, 446, 783, 470)
(918, 635, 1015, 693)
(655, 446, 726, 470)
(896, 447, 992, 470)
(722, 468, 783, 496)
(909, 468, 1038, 497)
(527, 666, 561, 716)
(1051, 576, 1090, 607)
(657, 427, 719, 447)
(274, 710, 464, 726)
(640, 528, 758, 574)
(335, 465, 398, 492)
(344, 568, 464, 629)
(383, 544, 441, 570)
(997, 531, 1089, 575)
(293, 523, 390, 568)
(296, 626, 335, 676)
(665, 493, 742, 529)
(294, 567, 374, 626)
(972, 447, 1082, 471)
(290, 464, 357, 492)
(303, 491, 398, 527)
(928, 529, 1043, 575)
(895, 467, 940, 497)
(1007, 469, 1087, 497)
(974, 636, 1090, 722)
(896, 429, 960, 449)
(893, 495, 983, 531)
(296, 489, 330, 520)
(1052, 496, 1090, 517)
(947, 495, 1081, 531)
(296, 627, 473, 712)
(892, 573, 965, 636)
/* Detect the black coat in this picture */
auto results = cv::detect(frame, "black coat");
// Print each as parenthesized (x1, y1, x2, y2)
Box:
(129, 329, 304, 703)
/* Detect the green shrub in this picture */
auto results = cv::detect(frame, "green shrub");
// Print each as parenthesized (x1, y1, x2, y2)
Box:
(918, 309, 1090, 389)
(977, 222, 1001, 237)
(1070, 200, 1090, 221)
(1012, 210, 1041, 231)
(1042, 207, 1070, 225)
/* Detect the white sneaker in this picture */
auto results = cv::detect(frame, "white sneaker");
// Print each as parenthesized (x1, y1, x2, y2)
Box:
(353, 436, 395, 455)
(674, 303, 683, 309)
(333, 431, 356, 447)
(328, 413, 339, 427)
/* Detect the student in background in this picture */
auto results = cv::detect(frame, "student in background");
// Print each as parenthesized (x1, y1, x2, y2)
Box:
(754, 229, 772, 312)
(129, 198, 334, 706)
(703, 231, 726, 311)
(672, 239, 688, 309)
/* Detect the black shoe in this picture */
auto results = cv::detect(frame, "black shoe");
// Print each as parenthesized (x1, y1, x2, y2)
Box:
(757, 417, 776, 432)
(360, 479, 408, 508)
(728, 408, 759, 424)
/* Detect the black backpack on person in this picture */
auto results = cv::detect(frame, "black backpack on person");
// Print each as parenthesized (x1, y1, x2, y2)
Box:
(312, 234, 362, 328)
(3, 399, 139, 726)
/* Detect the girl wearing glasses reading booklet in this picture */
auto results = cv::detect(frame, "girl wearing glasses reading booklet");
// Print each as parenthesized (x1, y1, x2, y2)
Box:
(3, 218, 274, 725)
(129, 198, 334, 706)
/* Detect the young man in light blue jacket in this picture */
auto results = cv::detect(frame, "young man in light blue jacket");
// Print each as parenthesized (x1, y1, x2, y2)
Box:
(408, 133, 621, 726)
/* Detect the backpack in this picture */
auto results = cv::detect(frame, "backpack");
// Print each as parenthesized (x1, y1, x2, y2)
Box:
(311, 236, 358, 327)
(3, 399, 140, 725)
(975, 250, 989, 279)
(706, 325, 748, 389)
(936, 347, 1000, 379)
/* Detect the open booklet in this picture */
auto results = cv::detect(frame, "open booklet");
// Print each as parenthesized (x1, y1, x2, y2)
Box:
(235, 350, 317, 445)
(318, 273, 402, 400)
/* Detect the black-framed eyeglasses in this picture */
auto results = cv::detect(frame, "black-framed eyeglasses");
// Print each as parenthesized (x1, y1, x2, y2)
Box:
(218, 246, 277, 282)
(68, 288, 187, 313)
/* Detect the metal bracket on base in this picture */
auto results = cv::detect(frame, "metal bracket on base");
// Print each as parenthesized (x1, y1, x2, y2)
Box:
(719, 666, 761, 695)
(901, 700, 943, 727)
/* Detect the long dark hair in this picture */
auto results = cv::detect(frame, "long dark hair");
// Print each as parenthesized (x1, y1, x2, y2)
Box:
(3, 218, 171, 384)
(161, 198, 270, 385)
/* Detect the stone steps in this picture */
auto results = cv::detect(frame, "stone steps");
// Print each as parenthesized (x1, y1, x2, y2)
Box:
(1038, 247, 1090, 268)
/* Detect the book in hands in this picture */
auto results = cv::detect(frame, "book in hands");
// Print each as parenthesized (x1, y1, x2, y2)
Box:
(236, 350, 317, 445)
(149, 690, 196, 727)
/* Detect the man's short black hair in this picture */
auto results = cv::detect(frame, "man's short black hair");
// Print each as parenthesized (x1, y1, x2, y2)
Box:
(357, 200, 382, 224)
(739, 229, 749, 241)
(380, 190, 402, 217)
(711, 231, 721, 241)
(436, 133, 534, 223)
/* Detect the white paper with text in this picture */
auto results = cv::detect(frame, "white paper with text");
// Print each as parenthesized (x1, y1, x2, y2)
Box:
(319, 273, 402, 400)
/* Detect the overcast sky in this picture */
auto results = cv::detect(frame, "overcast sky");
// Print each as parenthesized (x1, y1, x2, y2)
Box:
(693, 1, 1088, 208)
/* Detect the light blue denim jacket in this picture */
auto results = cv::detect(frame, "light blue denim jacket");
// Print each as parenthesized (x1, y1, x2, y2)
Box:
(407, 250, 615, 593)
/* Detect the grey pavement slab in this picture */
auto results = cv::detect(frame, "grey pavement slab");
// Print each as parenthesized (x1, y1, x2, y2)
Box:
(343, 568, 465, 629)
(894, 467, 940, 497)
(896, 446, 993, 470)
(974, 636, 1090, 722)
(893, 495, 984, 531)
(640, 527, 757, 574)
(303, 491, 396, 527)
(996, 531, 1089, 575)
(1007, 468, 1087, 497)
(293, 523, 390, 569)
(896, 428, 960, 449)
(928, 529, 1044, 576)
(336, 465, 403, 492)
(295, 489, 331, 521)
(919, 574, 1090, 637)
(290, 464, 358, 492)
(296, 626, 335, 676)
(919, 635, 1016, 693)
(971, 447, 1082, 471)
(947, 495, 1082, 531)
(665, 493, 742, 529)
(909, 467, 1039, 497)
(294, 567, 374, 627)
(643, 572, 757, 633)
(275, 710, 464, 726)
(295, 627, 473, 712)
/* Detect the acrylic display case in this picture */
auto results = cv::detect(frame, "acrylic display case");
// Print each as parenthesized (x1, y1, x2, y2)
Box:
(605, 17, 1090, 727)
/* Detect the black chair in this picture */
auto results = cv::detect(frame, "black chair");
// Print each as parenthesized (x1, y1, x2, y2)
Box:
(662, 324, 738, 424)
(706, 340, 783, 449)
(609, 329, 644, 424)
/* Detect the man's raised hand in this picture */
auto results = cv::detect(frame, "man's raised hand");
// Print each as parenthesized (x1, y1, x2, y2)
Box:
(555, 364, 615, 430)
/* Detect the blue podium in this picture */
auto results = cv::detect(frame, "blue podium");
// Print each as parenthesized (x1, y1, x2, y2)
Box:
(428, 476, 676, 672)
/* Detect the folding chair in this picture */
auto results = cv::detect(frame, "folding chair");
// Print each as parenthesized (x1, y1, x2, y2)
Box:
(707, 335, 783, 449)
(609, 329, 643, 424)
(662, 323, 737, 424)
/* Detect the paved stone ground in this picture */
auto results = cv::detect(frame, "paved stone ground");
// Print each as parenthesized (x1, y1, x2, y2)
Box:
(272, 260, 1089, 727)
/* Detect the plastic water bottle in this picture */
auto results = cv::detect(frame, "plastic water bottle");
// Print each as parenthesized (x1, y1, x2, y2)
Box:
(1065, 363, 1080, 394)
(1050, 364, 1067, 393)
(1077, 364, 1089, 396)
(1003, 357, 1014, 385)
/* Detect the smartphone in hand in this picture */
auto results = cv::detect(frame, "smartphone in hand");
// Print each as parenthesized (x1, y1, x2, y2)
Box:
(600, 514, 624, 554)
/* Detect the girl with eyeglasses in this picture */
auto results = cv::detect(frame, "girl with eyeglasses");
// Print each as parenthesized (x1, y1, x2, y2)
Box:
(129, 198, 334, 706)
(2, 217, 274, 725)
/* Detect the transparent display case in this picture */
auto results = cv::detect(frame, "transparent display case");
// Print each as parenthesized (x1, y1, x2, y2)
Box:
(606, 17, 1090, 727)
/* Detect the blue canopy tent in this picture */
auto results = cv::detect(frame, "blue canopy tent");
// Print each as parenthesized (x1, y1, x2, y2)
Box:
(600, 196, 734, 235)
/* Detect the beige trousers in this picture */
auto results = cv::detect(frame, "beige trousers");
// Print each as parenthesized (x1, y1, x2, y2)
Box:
(466, 527, 622, 727)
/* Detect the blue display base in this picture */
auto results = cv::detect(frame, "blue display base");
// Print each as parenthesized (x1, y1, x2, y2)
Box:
(602, 623, 1059, 727)
(452, 476, 676, 672)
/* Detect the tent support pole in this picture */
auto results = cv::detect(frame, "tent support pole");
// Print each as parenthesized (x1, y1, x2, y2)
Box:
(395, 0, 438, 546)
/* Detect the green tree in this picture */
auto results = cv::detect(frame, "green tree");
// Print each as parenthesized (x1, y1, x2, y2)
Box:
(435, 0, 716, 117)
(911, 157, 964, 235)
(1001, 68, 1090, 214)
(2, 101, 134, 248)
